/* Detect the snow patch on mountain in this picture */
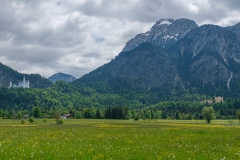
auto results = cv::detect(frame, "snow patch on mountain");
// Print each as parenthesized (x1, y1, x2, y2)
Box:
(122, 18, 198, 52)
(158, 20, 172, 25)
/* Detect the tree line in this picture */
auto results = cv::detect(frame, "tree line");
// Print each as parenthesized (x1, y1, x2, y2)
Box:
(1, 81, 240, 121)
(1, 105, 240, 124)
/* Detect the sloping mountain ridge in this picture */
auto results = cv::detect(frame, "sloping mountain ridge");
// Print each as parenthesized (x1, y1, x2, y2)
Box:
(168, 24, 240, 92)
(76, 43, 184, 96)
(227, 23, 240, 39)
(74, 18, 240, 99)
(0, 62, 52, 88)
(48, 72, 77, 83)
(122, 18, 198, 52)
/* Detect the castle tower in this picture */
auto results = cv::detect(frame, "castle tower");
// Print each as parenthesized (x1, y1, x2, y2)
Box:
(23, 77, 25, 88)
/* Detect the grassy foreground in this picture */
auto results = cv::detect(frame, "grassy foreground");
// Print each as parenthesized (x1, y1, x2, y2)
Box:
(0, 119, 240, 159)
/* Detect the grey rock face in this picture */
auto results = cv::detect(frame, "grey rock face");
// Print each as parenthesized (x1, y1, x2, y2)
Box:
(189, 54, 231, 86)
(48, 72, 76, 83)
(172, 23, 240, 88)
(227, 23, 240, 39)
(109, 43, 183, 90)
(76, 18, 240, 96)
(122, 18, 198, 52)
(76, 42, 185, 94)
(176, 25, 240, 61)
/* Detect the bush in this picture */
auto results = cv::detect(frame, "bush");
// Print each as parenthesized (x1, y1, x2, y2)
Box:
(29, 117, 34, 123)
(21, 120, 25, 124)
(56, 119, 63, 124)
(134, 116, 139, 121)
(221, 116, 227, 119)
(43, 119, 47, 123)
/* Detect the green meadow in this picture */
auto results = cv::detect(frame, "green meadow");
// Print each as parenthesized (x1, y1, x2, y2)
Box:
(0, 119, 240, 160)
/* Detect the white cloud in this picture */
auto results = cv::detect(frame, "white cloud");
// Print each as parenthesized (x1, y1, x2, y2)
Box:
(0, 0, 240, 78)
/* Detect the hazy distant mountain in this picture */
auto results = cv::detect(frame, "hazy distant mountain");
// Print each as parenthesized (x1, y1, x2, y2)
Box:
(48, 72, 76, 83)
(74, 18, 240, 98)
(0, 62, 52, 88)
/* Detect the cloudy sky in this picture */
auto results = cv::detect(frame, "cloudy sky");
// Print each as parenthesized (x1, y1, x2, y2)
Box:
(1, 0, 240, 78)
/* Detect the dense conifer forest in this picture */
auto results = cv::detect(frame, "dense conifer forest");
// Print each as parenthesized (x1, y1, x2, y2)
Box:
(0, 81, 239, 120)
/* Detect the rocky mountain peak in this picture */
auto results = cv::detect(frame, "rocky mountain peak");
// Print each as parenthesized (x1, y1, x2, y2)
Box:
(74, 18, 240, 99)
(227, 22, 240, 39)
(122, 18, 198, 52)
(150, 18, 174, 30)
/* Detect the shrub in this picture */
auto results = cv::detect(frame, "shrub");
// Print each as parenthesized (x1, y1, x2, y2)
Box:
(221, 116, 227, 119)
(21, 120, 25, 124)
(56, 119, 63, 124)
(202, 106, 215, 123)
(29, 117, 34, 123)
(134, 116, 139, 121)
(43, 119, 47, 123)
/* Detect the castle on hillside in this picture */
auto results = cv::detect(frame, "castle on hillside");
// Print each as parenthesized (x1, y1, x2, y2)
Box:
(202, 96, 224, 104)
(9, 77, 30, 88)
(215, 96, 223, 103)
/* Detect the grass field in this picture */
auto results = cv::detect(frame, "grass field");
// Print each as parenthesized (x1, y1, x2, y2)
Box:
(0, 119, 240, 159)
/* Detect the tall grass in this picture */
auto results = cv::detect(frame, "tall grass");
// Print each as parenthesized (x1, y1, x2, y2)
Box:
(0, 119, 239, 159)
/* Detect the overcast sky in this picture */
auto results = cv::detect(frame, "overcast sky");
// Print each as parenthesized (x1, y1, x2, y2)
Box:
(0, 0, 240, 78)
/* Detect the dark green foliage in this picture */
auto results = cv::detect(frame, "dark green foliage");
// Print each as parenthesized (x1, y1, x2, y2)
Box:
(104, 107, 129, 119)
(134, 115, 139, 121)
(56, 119, 63, 124)
(54, 111, 61, 123)
(96, 109, 104, 119)
(0, 109, 2, 117)
(236, 110, 240, 121)
(0, 72, 240, 120)
(21, 120, 25, 124)
(83, 108, 96, 119)
(32, 107, 41, 118)
(17, 112, 22, 119)
(43, 119, 47, 123)
(29, 117, 34, 123)
(202, 106, 215, 123)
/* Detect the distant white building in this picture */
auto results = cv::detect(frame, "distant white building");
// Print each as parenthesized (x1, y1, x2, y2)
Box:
(9, 77, 30, 88)
(215, 96, 223, 103)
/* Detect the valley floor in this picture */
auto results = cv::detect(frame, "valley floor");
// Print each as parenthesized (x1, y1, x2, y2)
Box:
(0, 119, 239, 159)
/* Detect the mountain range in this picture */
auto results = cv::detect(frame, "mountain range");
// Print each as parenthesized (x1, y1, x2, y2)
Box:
(1, 18, 240, 101)
(74, 18, 240, 98)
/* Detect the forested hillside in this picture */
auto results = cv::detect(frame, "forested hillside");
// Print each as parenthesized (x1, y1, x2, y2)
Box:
(0, 62, 52, 88)
(0, 81, 239, 120)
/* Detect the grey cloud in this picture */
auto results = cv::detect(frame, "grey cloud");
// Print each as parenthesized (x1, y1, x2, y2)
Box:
(0, 0, 240, 78)
(73, 0, 240, 25)
(215, 0, 240, 10)
(81, 51, 101, 59)
(0, 45, 64, 64)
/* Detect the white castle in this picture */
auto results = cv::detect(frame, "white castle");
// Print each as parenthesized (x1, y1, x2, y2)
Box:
(9, 77, 30, 88)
